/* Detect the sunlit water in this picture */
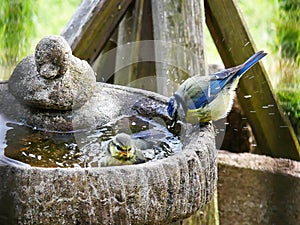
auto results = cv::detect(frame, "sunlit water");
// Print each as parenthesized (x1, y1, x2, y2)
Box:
(0, 115, 182, 168)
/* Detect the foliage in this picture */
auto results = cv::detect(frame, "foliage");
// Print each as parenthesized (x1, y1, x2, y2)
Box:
(0, 0, 81, 80)
(275, 0, 300, 65)
(238, 0, 278, 52)
(0, 0, 36, 65)
(33, 0, 81, 40)
(277, 89, 300, 142)
(274, 0, 300, 143)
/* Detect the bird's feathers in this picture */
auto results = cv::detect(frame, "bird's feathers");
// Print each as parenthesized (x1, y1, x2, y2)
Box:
(167, 51, 267, 122)
(100, 133, 147, 167)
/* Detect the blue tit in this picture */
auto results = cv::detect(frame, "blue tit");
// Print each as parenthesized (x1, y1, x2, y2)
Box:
(100, 133, 147, 167)
(167, 51, 267, 123)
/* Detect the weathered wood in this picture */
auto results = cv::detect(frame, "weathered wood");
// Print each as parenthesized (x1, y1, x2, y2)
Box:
(151, 0, 206, 96)
(61, 0, 133, 64)
(114, 0, 157, 91)
(205, 0, 300, 160)
(92, 30, 118, 83)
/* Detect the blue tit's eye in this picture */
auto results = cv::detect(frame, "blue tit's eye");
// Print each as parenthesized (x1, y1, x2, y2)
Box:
(112, 142, 123, 151)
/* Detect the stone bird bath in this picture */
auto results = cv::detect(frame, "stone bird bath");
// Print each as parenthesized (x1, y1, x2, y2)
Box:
(0, 36, 217, 224)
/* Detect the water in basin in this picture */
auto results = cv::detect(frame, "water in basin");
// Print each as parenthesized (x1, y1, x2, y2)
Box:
(0, 114, 182, 168)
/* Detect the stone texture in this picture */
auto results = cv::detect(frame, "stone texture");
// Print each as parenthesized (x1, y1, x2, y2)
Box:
(218, 150, 300, 225)
(0, 81, 217, 224)
(8, 35, 96, 110)
(1, 82, 174, 132)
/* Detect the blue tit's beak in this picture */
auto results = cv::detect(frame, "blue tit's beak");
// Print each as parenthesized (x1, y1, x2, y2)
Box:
(119, 147, 131, 157)
(167, 96, 177, 119)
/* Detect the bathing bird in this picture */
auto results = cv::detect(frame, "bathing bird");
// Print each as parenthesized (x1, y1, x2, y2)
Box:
(100, 133, 147, 167)
(167, 50, 267, 123)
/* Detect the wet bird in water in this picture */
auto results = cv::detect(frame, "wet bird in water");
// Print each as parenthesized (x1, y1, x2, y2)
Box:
(167, 50, 267, 123)
(100, 133, 147, 167)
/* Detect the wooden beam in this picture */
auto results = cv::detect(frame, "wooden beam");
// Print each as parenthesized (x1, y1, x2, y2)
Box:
(114, 0, 157, 92)
(61, 0, 133, 64)
(205, 0, 300, 160)
(92, 32, 118, 83)
(151, 0, 206, 96)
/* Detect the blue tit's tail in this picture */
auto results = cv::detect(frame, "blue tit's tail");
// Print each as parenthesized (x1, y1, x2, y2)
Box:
(236, 50, 267, 78)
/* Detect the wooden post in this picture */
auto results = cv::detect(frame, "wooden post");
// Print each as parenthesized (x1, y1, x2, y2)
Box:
(114, 0, 157, 91)
(151, 0, 206, 96)
(205, 0, 300, 160)
(92, 30, 118, 83)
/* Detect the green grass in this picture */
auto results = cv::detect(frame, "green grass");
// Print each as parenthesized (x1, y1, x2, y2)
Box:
(0, 0, 36, 65)
(277, 89, 300, 141)
(30, 0, 81, 54)
(277, 90, 300, 120)
(0, 0, 81, 80)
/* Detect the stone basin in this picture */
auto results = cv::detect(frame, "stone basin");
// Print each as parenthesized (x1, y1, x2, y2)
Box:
(0, 81, 217, 224)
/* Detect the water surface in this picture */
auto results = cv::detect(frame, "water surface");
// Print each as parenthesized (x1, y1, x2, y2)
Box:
(1, 115, 182, 168)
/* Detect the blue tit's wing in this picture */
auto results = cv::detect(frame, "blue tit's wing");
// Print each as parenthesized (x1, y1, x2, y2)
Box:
(210, 65, 242, 80)
(175, 67, 240, 110)
(178, 51, 267, 110)
(189, 65, 243, 109)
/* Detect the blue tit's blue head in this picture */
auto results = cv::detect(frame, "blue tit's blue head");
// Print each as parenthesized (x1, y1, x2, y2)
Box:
(167, 96, 178, 119)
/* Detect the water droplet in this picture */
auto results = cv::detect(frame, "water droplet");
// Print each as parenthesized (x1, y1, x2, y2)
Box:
(29, 153, 35, 158)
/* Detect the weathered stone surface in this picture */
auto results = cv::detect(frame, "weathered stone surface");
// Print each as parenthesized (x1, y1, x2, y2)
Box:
(218, 150, 300, 225)
(35, 35, 72, 79)
(0, 81, 217, 224)
(8, 35, 96, 110)
(1, 82, 172, 132)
